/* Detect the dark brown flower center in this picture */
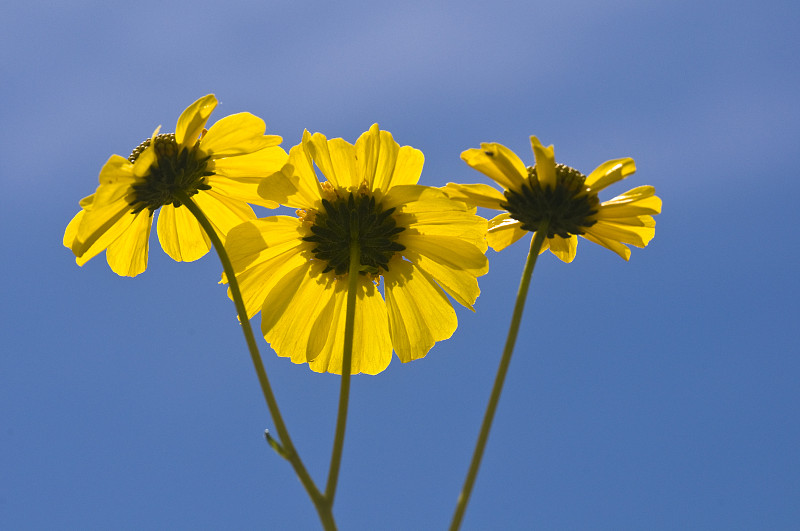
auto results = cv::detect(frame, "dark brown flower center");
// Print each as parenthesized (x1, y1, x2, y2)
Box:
(127, 133, 214, 214)
(502, 163, 599, 238)
(303, 191, 406, 275)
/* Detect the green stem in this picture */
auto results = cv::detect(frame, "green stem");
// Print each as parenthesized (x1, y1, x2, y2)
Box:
(449, 227, 549, 531)
(324, 233, 359, 504)
(177, 192, 335, 530)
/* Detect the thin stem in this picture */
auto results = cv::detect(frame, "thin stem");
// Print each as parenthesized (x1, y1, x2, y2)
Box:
(177, 192, 335, 530)
(324, 236, 359, 503)
(450, 227, 549, 531)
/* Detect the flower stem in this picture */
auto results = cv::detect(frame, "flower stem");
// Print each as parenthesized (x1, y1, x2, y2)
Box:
(449, 227, 549, 531)
(177, 193, 335, 530)
(324, 234, 359, 504)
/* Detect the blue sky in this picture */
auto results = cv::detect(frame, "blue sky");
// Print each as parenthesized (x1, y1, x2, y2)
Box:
(2, 0, 799, 529)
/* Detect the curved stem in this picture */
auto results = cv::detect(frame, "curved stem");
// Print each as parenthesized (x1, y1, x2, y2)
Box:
(449, 227, 549, 531)
(324, 236, 359, 504)
(177, 192, 335, 530)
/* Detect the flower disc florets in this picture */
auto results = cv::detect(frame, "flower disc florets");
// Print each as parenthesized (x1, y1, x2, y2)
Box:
(127, 133, 214, 214)
(502, 163, 600, 238)
(302, 189, 406, 276)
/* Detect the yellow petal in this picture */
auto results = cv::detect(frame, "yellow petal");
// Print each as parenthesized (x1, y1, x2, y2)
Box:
(396, 209, 488, 251)
(547, 235, 577, 263)
(200, 112, 279, 156)
(400, 233, 488, 309)
(266, 137, 323, 209)
(156, 204, 211, 262)
(355, 124, 383, 190)
(305, 133, 358, 190)
(175, 94, 217, 148)
(442, 182, 506, 210)
(382, 184, 461, 212)
(530, 136, 556, 189)
(226, 216, 307, 274)
(74, 190, 134, 257)
(73, 206, 140, 265)
(486, 213, 527, 251)
(64, 210, 83, 249)
(599, 186, 662, 217)
(93, 154, 138, 188)
(582, 233, 631, 260)
(585, 158, 636, 192)
(105, 210, 152, 276)
(212, 145, 287, 180)
(192, 191, 255, 241)
(207, 175, 281, 210)
(236, 237, 310, 319)
(307, 275, 392, 375)
(402, 248, 482, 310)
(132, 133, 158, 177)
(388, 187, 487, 245)
(261, 260, 335, 362)
(460, 142, 526, 191)
(384, 258, 457, 363)
(390, 145, 425, 188)
(584, 218, 655, 248)
(400, 234, 488, 278)
(368, 128, 400, 192)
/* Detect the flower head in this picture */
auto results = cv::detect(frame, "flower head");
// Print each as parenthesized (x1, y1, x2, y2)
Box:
(226, 124, 489, 375)
(446, 136, 662, 262)
(64, 94, 288, 276)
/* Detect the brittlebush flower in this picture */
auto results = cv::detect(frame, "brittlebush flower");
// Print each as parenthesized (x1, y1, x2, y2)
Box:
(446, 136, 662, 261)
(225, 124, 489, 375)
(64, 94, 288, 276)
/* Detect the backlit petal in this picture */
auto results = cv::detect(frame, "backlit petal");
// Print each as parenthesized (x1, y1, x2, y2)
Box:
(355, 124, 383, 190)
(384, 258, 457, 363)
(106, 210, 152, 276)
(547, 235, 577, 263)
(306, 133, 358, 190)
(582, 232, 631, 260)
(192, 191, 255, 242)
(74, 189, 134, 258)
(73, 205, 140, 265)
(461, 143, 526, 191)
(486, 213, 527, 251)
(530, 136, 556, 189)
(599, 186, 662, 217)
(200, 112, 279, 156)
(175, 94, 217, 148)
(261, 260, 334, 363)
(263, 135, 322, 209)
(156, 204, 211, 262)
(585, 158, 636, 192)
(307, 275, 392, 375)
(442, 182, 506, 210)
(584, 217, 655, 248)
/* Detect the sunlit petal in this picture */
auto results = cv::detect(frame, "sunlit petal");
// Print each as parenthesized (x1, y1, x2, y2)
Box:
(175, 94, 217, 148)
(156, 204, 211, 262)
(442, 182, 506, 210)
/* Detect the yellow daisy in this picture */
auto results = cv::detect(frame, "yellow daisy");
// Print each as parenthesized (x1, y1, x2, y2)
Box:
(446, 136, 662, 262)
(64, 94, 288, 276)
(225, 124, 489, 375)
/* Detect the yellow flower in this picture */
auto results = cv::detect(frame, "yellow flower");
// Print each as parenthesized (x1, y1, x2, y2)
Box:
(64, 94, 288, 276)
(226, 124, 489, 375)
(446, 136, 662, 262)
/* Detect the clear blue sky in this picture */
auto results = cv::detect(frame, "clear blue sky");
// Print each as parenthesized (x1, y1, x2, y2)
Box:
(2, 0, 798, 529)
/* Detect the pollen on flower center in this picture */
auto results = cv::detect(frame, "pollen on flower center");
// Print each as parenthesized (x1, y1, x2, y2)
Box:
(302, 190, 406, 275)
(127, 133, 214, 214)
(502, 163, 600, 238)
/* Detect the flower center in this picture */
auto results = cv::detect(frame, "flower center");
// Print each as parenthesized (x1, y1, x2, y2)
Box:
(127, 133, 214, 214)
(303, 191, 406, 275)
(502, 163, 600, 238)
